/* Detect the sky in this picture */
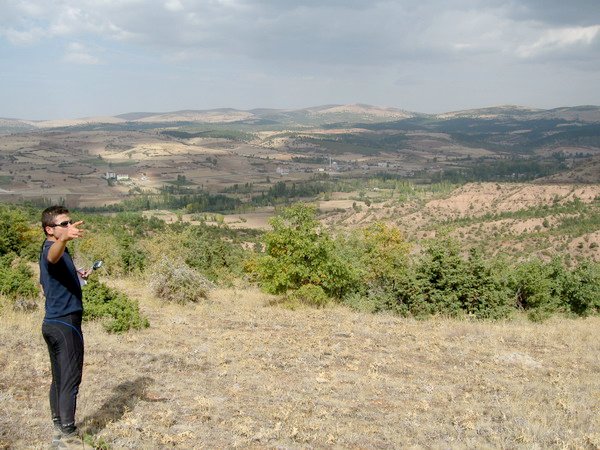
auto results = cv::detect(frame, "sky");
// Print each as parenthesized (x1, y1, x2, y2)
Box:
(0, 0, 599, 119)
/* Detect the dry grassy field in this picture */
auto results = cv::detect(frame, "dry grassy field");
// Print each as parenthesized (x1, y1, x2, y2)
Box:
(1, 279, 599, 449)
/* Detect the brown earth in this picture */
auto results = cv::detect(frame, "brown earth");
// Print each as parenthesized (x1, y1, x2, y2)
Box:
(321, 182, 600, 229)
(319, 182, 600, 261)
(423, 183, 600, 218)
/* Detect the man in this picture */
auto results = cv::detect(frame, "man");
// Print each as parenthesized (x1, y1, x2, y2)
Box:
(40, 205, 90, 448)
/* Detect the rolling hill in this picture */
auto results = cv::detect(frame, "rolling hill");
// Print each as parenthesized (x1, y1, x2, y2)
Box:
(3, 104, 600, 132)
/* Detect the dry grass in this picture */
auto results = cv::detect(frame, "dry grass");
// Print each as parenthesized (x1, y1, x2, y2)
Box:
(1, 279, 599, 449)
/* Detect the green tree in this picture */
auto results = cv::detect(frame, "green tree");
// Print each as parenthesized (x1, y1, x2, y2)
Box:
(340, 223, 411, 313)
(0, 255, 39, 300)
(559, 261, 600, 316)
(407, 239, 512, 318)
(510, 258, 564, 319)
(254, 203, 357, 297)
(182, 225, 246, 284)
(360, 223, 410, 286)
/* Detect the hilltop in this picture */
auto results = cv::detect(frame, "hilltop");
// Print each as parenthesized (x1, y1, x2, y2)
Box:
(2, 104, 417, 130)
(437, 104, 600, 122)
(3, 104, 600, 131)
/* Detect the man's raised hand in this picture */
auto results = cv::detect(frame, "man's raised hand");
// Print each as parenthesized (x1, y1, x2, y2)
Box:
(65, 220, 85, 240)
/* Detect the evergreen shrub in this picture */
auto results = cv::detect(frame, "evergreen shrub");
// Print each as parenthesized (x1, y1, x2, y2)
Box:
(399, 240, 513, 319)
(181, 226, 247, 284)
(83, 279, 149, 333)
(561, 262, 600, 316)
(0, 255, 39, 301)
(510, 258, 563, 321)
(118, 234, 147, 274)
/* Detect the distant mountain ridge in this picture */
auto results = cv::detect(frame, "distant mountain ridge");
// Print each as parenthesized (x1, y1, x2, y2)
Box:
(2, 104, 600, 133)
(438, 105, 600, 122)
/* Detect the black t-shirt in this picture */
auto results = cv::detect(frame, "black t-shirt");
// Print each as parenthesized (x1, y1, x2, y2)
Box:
(39, 240, 83, 319)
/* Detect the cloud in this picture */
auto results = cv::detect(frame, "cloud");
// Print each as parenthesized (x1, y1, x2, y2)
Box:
(0, 1, 137, 45)
(63, 42, 101, 64)
(3, 27, 46, 45)
(1, 0, 599, 118)
(1, 0, 597, 68)
(517, 25, 600, 58)
(500, 0, 600, 27)
(0, 1, 481, 62)
(164, 0, 184, 12)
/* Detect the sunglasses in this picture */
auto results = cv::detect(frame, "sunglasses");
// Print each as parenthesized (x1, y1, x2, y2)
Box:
(51, 220, 73, 228)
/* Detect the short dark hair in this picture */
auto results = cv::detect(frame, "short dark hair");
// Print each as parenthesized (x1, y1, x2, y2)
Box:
(41, 205, 70, 235)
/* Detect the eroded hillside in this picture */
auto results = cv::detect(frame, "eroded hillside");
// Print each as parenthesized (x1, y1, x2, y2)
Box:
(319, 183, 600, 262)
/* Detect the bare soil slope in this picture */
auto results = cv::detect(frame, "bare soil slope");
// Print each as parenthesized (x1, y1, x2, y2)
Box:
(1, 281, 598, 449)
(423, 183, 600, 218)
(321, 182, 600, 261)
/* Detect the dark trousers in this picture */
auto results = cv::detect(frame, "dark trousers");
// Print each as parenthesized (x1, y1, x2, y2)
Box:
(42, 313, 84, 428)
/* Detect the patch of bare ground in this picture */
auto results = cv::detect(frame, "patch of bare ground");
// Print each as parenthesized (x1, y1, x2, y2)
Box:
(455, 218, 549, 238)
(1, 279, 599, 449)
(25, 117, 126, 129)
(222, 212, 273, 230)
(424, 183, 600, 218)
(567, 230, 600, 255)
(136, 111, 254, 123)
(317, 199, 361, 212)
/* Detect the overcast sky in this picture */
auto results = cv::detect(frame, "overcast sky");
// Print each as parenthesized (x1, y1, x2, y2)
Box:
(1, 0, 599, 119)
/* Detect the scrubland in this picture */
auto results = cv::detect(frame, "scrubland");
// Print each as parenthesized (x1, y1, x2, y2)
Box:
(1, 280, 599, 449)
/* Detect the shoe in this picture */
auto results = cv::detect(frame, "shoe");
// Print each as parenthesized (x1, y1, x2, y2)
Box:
(49, 419, 62, 449)
(56, 429, 84, 449)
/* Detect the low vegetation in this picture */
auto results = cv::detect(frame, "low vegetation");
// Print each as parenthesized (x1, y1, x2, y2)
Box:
(0, 255, 39, 306)
(82, 279, 149, 333)
(150, 258, 214, 304)
(1, 196, 598, 323)
(252, 204, 599, 320)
